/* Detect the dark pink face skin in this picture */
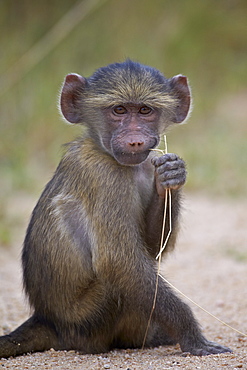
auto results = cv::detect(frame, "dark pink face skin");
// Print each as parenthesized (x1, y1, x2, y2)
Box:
(101, 103, 160, 166)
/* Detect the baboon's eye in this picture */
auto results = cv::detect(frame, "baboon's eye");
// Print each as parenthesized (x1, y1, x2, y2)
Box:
(139, 106, 152, 115)
(113, 106, 127, 115)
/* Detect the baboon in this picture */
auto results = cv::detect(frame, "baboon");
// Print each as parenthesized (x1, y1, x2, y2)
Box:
(0, 60, 231, 357)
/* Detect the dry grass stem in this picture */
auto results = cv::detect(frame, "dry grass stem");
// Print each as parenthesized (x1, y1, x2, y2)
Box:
(158, 274, 247, 337)
(142, 135, 172, 348)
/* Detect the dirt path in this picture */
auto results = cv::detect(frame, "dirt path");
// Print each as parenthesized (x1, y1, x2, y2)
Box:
(0, 194, 246, 369)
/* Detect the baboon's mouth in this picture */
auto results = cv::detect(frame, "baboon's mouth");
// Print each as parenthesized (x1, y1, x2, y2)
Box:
(114, 150, 150, 166)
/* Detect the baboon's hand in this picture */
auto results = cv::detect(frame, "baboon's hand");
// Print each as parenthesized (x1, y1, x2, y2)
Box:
(151, 153, 186, 197)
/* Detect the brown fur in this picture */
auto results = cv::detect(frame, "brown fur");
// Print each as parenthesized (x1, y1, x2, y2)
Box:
(0, 60, 231, 357)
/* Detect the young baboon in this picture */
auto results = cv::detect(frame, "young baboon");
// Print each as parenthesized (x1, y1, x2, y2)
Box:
(0, 60, 231, 357)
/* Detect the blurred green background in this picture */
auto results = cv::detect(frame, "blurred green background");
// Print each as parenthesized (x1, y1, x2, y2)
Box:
(0, 0, 247, 245)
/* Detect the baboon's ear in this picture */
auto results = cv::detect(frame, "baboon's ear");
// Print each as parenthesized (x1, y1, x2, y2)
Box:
(60, 73, 87, 124)
(169, 75, 191, 123)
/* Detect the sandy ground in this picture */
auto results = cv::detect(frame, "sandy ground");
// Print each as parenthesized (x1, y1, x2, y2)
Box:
(0, 193, 246, 369)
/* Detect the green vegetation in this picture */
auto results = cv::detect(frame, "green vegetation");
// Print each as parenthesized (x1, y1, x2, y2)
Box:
(0, 0, 247, 244)
(225, 248, 247, 263)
